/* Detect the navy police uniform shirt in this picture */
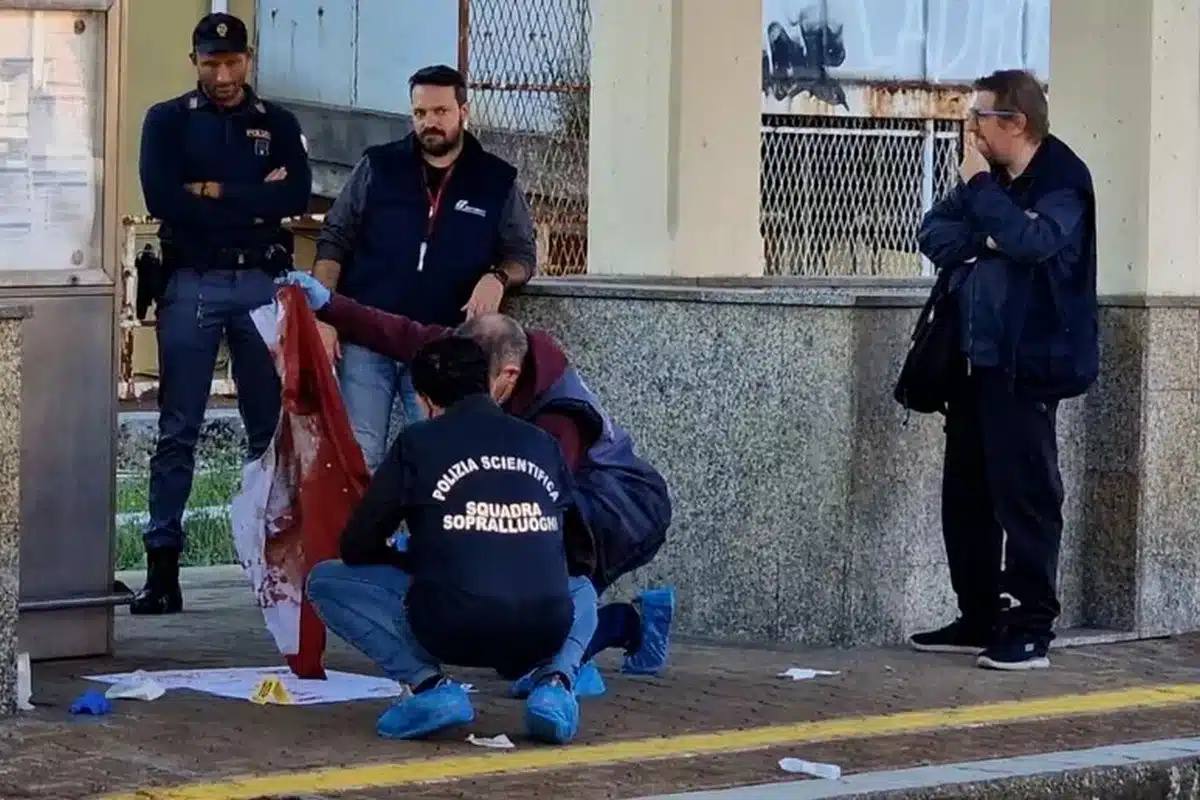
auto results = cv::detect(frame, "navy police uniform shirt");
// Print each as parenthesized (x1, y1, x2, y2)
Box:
(338, 393, 591, 677)
(138, 82, 312, 256)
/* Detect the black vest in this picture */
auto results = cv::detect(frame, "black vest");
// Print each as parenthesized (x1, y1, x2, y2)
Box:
(339, 133, 517, 325)
(402, 394, 574, 674)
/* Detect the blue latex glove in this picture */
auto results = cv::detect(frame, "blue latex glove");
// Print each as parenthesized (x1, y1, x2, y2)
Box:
(276, 271, 331, 310)
(69, 690, 111, 716)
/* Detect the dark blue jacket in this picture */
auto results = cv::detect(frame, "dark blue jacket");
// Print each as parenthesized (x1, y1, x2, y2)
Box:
(524, 368, 673, 592)
(337, 393, 591, 675)
(138, 86, 312, 255)
(337, 132, 518, 325)
(917, 135, 1098, 401)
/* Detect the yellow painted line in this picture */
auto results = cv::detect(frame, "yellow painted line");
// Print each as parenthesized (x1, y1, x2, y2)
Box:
(104, 682, 1200, 800)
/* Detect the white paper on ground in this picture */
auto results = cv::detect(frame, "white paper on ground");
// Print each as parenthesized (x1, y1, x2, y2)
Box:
(104, 669, 166, 701)
(86, 667, 405, 706)
(467, 733, 515, 749)
(16, 652, 33, 711)
(778, 758, 842, 779)
(776, 667, 840, 681)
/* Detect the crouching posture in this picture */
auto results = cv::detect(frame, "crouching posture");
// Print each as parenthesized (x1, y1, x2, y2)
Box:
(306, 337, 599, 744)
(281, 270, 676, 693)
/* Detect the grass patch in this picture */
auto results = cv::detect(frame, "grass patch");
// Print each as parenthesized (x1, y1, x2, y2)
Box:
(116, 515, 238, 571)
(117, 468, 242, 515)
(115, 466, 241, 570)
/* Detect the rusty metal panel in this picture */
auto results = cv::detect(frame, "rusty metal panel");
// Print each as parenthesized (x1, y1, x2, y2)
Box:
(762, 0, 1050, 118)
(765, 82, 971, 120)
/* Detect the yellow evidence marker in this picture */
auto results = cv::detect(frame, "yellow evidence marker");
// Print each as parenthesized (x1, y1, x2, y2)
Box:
(250, 675, 294, 705)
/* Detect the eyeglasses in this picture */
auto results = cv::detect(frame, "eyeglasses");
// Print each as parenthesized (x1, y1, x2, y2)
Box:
(968, 108, 1019, 120)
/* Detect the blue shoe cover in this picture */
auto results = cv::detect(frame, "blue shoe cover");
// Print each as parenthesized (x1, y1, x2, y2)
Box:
(512, 661, 606, 699)
(622, 586, 675, 675)
(573, 661, 606, 698)
(376, 682, 474, 740)
(524, 679, 580, 745)
(510, 669, 536, 699)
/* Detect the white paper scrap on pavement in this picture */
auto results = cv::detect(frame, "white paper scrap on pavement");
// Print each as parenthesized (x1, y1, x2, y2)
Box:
(104, 669, 166, 701)
(16, 652, 33, 711)
(779, 758, 842, 779)
(777, 667, 840, 681)
(86, 666, 404, 706)
(467, 733, 515, 750)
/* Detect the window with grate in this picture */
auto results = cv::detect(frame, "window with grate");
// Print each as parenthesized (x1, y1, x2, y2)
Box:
(761, 115, 962, 278)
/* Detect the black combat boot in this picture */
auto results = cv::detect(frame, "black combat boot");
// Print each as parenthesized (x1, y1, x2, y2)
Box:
(129, 547, 183, 615)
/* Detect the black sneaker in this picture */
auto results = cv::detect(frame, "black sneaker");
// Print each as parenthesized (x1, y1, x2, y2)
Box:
(977, 634, 1050, 671)
(908, 619, 992, 655)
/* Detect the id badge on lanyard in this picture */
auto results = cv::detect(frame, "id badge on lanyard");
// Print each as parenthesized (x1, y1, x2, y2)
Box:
(419, 165, 456, 272)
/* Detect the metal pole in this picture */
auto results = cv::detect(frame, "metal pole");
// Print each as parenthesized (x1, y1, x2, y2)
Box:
(919, 118, 936, 277)
(457, 0, 470, 79)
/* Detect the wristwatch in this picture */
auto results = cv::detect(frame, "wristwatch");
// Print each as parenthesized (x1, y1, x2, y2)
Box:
(488, 268, 510, 288)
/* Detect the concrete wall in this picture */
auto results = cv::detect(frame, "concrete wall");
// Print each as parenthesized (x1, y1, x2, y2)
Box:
(500, 282, 1200, 646)
(0, 309, 28, 715)
(107, 277, 1200, 648)
(1050, 0, 1200, 297)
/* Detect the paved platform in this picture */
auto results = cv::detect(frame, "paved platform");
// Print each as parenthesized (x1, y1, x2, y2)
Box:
(6, 567, 1200, 799)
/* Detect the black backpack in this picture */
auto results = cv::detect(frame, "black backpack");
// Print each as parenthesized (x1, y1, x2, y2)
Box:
(893, 268, 961, 416)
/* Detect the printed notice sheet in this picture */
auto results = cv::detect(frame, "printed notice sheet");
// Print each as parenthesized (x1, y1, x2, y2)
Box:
(0, 10, 102, 270)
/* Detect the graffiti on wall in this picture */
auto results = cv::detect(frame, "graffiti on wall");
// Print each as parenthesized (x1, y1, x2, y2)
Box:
(762, 0, 1050, 116)
(763, 8, 849, 109)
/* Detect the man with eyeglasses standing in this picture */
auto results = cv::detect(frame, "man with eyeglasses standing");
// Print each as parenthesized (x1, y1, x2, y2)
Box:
(909, 69, 1098, 670)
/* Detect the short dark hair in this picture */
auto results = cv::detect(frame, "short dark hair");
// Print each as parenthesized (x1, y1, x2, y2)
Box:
(973, 69, 1049, 142)
(454, 315, 528, 377)
(409, 65, 468, 106)
(410, 337, 491, 409)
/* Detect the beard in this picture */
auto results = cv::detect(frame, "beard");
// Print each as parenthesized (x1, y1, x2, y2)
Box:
(202, 80, 243, 106)
(418, 125, 463, 157)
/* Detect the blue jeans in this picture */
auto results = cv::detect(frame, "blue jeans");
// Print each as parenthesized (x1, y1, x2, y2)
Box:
(306, 561, 598, 687)
(145, 268, 280, 551)
(337, 344, 424, 473)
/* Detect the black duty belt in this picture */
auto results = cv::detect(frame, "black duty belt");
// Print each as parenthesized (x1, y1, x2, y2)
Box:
(168, 243, 291, 274)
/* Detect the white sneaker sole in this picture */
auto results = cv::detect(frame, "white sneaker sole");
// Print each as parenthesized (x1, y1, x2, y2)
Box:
(909, 641, 985, 655)
(977, 654, 1050, 671)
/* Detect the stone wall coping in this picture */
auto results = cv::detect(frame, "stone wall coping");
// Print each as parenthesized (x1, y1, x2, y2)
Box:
(520, 278, 932, 308)
(520, 279, 1200, 310)
(0, 305, 32, 320)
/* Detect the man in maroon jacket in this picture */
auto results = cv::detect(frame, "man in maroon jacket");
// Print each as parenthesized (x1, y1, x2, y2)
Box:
(280, 271, 675, 694)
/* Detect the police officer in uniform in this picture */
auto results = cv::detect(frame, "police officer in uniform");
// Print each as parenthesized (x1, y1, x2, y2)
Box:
(306, 337, 598, 746)
(132, 12, 312, 615)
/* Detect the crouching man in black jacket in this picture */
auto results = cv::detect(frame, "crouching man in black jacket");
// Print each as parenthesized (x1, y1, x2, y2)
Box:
(306, 337, 598, 745)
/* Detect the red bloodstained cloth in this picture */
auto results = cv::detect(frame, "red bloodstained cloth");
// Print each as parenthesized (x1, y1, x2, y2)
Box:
(231, 286, 369, 679)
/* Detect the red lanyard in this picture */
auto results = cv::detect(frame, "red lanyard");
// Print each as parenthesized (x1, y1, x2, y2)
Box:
(423, 163, 457, 240)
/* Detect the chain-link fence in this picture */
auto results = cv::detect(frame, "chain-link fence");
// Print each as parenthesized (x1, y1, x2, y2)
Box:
(461, 0, 590, 276)
(761, 115, 963, 278)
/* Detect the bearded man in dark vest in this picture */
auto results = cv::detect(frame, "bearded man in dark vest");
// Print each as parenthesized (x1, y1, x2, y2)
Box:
(311, 65, 538, 473)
